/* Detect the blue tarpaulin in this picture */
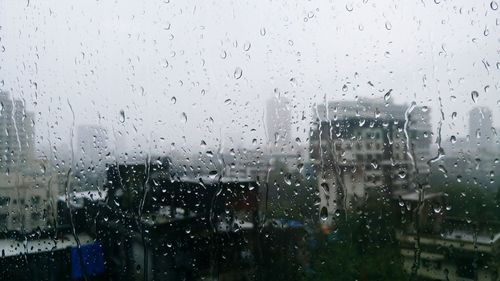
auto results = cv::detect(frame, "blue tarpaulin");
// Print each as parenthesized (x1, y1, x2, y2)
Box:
(71, 242, 105, 280)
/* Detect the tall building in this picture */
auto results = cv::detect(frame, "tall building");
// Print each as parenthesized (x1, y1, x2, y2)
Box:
(469, 107, 496, 153)
(74, 125, 110, 191)
(0, 170, 59, 233)
(76, 125, 109, 168)
(266, 96, 292, 150)
(0, 92, 35, 173)
(0, 92, 59, 233)
(310, 98, 432, 226)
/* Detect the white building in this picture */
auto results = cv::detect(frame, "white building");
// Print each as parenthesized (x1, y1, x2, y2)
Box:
(266, 96, 292, 150)
(76, 125, 110, 168)
(0, 170, 59, 233)
(310, 98, 432, 226)
(0, 92, 60, 233)
(0, 92, 35, 173)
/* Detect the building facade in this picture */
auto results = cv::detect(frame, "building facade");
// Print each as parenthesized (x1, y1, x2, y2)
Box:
(310, 98, 432, 226)
(266, 96, 292, 150)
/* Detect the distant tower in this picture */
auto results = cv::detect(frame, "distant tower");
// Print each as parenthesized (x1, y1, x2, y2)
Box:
(469, 107, 495, 152)
(0, 92, 35, 173)
(76, 125, 109, 168)
(266, 96, 291, 150)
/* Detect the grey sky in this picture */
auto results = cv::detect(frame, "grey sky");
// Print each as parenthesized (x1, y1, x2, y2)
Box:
(1, 0, 499, 160)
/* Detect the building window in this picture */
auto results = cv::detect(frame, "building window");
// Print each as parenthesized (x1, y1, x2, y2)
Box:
(0, 197, 10, 206)
(31, 196, 41, 205)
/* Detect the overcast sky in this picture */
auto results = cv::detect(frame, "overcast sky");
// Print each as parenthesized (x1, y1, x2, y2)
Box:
(1, 0, 499, 160)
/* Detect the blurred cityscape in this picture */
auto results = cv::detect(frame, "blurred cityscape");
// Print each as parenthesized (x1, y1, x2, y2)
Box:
(0, 90, 498, 281)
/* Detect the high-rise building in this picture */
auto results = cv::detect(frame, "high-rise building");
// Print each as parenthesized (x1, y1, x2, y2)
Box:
(0, 92, 59, 233)
(469, 107, 496, 153)
(76, 125, 110, 168)
(310, 98, 432, 226)
(0, 92, 35, 173)
(266, 96, 292, 150)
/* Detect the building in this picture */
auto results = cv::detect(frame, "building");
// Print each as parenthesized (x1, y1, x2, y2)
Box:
(0, 92, 35, 173)
(469, 107, 496, 154)
(310, 98, 432, 225)
(266, 96, 292, 150)
(72, 125, 110, 192)
(0, 170, 59, 233)
(76, 125, 110, 168)
(99, 160, 261, 280)
(395, 191, 500, 281)
(438, 107, 499, 189)
(0, 92, 60, 233)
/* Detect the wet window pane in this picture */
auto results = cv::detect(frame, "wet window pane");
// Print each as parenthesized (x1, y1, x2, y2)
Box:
(0, 0, 499, 280)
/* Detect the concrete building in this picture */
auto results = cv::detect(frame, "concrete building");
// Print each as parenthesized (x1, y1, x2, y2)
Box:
(395, 191, 500, 281)
(310, 98, 432, 225)
(0, 92, 35, 173)
(0, 92, 62, 233)
(266, 96, 292, 150)
(469, 107, 497, 154)
(0, 170, 59, 233)
(76, 125, 110, 168)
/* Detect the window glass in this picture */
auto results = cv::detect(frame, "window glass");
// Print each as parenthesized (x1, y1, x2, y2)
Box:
(1, 0, 500, 280)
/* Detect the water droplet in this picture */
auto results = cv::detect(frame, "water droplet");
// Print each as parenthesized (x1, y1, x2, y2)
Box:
(450, 135, 457, 144)
(334, 209, 341, 217)
(220, 50, 227, 59)
(398, 170, 407, 179)
(259, 27, 266, 36)
(385, 21, 392, 30)
(491, 1, 498, 10)
(209, 170, 218, 179)
(320, 207, 328, 221)
(119, 110, 125, 123)
(342, 84, 348, 92)
(234, 67, 243, 79)
(243, 42, 251, 51)
(224, 99, 232, 105)
(171, 96, 176, 104)
(384, 89, 392, 101)
(471, 90, 479, 103)
(451, 112, 457, 119)
(284, 174, 292, 185)
(180, 112, 187, 123)
(345, 3, 353, 12)
(438, 165, 448, 175)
